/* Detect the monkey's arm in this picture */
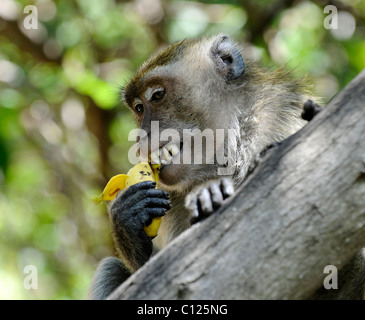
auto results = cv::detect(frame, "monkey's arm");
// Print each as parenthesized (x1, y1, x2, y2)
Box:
(109, 181, 171, 272)
(88, 181, 170, 299)
(185, 178, 234, 224)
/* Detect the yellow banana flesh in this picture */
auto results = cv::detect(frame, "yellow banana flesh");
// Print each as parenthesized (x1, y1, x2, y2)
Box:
(93, 162, 162, 238)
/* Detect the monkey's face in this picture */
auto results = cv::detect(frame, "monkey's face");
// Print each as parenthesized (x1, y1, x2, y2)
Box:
(126, 75, 216, 191)
(123, 35, 246, 192)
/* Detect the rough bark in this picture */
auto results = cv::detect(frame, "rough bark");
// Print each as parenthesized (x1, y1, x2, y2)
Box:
(109, 69, 365, 300)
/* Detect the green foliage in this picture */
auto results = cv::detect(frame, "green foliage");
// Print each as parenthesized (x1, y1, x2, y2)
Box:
(0, 0, 364, 299)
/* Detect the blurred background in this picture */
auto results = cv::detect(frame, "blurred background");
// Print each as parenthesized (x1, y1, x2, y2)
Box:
(0, 0, 364, 299)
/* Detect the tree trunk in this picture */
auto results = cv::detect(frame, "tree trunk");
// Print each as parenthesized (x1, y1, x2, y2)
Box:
(109, 69, 365, 300)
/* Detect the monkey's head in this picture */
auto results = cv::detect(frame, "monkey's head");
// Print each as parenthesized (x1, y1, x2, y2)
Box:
(122, 35, 247, 192)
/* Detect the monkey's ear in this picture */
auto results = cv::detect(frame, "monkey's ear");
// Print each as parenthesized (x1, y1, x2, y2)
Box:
(210, 35, 245, 83)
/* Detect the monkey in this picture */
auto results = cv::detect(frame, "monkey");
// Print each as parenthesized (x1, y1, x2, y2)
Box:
(88, 34, 364, 300)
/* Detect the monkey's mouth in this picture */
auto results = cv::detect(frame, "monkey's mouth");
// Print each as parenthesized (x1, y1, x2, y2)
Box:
(149, 142, 187, 187)
(149, 143, 182, 170)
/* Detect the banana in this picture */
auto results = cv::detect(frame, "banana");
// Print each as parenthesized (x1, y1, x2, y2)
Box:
(93, 162, 162, 238)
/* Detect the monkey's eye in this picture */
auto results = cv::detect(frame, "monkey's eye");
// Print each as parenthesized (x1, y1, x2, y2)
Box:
(133, 98, 144, 114)
(150, 87, 165, 103)
(135, 103, 144, 114)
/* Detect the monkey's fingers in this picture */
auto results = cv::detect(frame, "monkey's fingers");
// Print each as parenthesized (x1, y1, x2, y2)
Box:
(189, 188, 218, 223)
(143, 208, 168, 227)
(188, 196, 200, 225)
(144, 188, 170, 199)
(188, 179, 235, 225)
(220, 178, 234, 199)
(141, 197, 172, 210)
(199, 179, 234, 213)
(198, 188, 214, 214)
(121, 180, 156, 198)
(209, 182, 224, 208)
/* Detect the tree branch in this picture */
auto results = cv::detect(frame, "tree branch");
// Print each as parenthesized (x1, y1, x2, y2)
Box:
(109, 69, 365, 300)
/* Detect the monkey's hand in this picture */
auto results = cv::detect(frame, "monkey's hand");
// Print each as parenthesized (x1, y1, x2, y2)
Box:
(109, 181, 171, 272)
(185, 178, 234, 224)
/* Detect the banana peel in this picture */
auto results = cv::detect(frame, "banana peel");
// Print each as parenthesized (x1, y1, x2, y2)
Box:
(93, 162, 162, 238)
